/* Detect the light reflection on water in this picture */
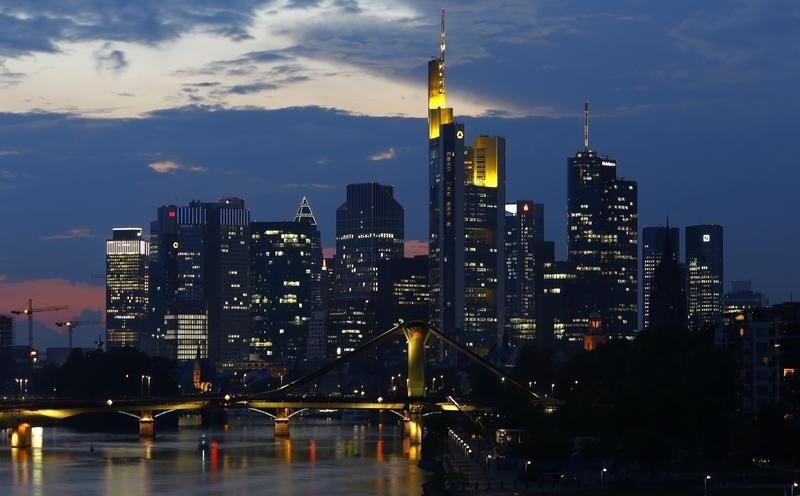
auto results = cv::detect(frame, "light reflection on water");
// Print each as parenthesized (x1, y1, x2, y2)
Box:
(0, 418, 424, 496)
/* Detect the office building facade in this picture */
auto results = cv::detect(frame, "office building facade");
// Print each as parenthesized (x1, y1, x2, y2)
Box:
(504, 201, 544, 347)
(686, 224, 724, 331)
(331, 183, 404, 353)
(106, 227, 149, 349)
(250, 198, 322, 365)
(567, 103, 638, 338)
(148, 198, 250, 364)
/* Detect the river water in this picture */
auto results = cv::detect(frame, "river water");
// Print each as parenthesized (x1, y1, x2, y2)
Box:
(0, 416, 425, 496)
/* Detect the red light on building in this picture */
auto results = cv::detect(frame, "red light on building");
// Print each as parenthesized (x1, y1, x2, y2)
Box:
(168, 211, 176, 218)
(522, 203, 530, 212)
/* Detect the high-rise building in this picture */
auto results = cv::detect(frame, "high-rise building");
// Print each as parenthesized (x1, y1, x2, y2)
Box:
(331, 183, 404, 353)
(686, 224, 724, 331)
(566, 102, 638, 338)
(426, 14, 505, 356)
(0, 315, 13, 349)
(250, 197, 322, 366)
(642, 225, 680, 330)
(148, 198, 250, 364)
(105, 228, 149, 349)
(376, 255, 430, 330)
(724, 280, 767, 314)
(463, 135, 506, 355)
(504, 201, 544, 347)
(648, 228, 688, 331)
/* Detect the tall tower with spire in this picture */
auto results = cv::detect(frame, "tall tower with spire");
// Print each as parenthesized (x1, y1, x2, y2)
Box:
(427, 11, 506, 356)
(566, 102, 638, 340)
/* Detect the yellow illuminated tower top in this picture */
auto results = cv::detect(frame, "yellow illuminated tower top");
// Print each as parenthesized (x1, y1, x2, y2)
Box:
(427, 8, 453, 139)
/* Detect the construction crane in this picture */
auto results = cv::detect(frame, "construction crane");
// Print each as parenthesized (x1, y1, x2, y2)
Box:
(11, 298, 69, 352)
(55, 320, 101, 350)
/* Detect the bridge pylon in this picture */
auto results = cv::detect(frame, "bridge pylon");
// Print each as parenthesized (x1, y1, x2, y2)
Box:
(274, 408, 291, 438)
(8, 423, 32, 448)
(402, 324, 430, 445)
(139, 410, 155, 438)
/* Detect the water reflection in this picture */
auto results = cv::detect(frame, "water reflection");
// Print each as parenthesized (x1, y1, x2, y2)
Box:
(0, 419, 423, 496)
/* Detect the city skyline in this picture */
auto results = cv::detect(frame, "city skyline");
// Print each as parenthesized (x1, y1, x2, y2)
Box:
(1, 1, 798, 346)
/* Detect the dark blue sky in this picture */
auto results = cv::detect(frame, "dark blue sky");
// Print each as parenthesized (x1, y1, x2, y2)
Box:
(0, 0, 798, 343)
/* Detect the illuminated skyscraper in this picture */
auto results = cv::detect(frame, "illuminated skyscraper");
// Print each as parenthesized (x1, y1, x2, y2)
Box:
(426, 12, 505, 355)
(505, 201, 544, 347)
(642, 225, 680, 330)
(331, 183, 404, 353)
(686, 224, 724, 330)
(148, 198, 250, 364)
(567, 102, 638, 337)
(250, 197, 322, 366)
(105, 228, 149, 349)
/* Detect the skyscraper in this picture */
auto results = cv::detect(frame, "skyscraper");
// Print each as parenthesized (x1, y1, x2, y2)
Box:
(567, 102, 638, 337)
(250, 197, 322, 366)
(463, 135, 506, 355)
(686, 224, 724, 330)
(105, 227, 149, 349)
(649, 228, 688, 331)
(426, 13, 506, 356)
(148, 198, 250, 364)
(331, 183, 404, 353)
(642, 225, 680, 330)
(504, 201, 544, 347)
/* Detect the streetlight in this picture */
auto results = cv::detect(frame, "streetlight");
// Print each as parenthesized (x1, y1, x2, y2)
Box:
(704, 474, 711, 496)
(524, 460, 532, 482)
(601, 467, 607, 489)
(551, 383, 555, 397)
(432, 377, 437, 391)
(792, 482, 798, 496)
(141, 375, 151, 397)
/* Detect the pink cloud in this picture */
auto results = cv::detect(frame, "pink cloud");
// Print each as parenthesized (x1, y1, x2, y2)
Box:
(0, 279, 104, 330)
(404, 239, 428, 258)
(322, 247, 335, 259)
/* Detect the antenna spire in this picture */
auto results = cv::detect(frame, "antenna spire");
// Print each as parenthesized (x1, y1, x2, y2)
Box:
(583, 100, 590, 150)
(440, 8, 446, 63)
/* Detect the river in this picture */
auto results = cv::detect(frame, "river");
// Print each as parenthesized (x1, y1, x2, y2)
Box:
(0, 415, 425, 495)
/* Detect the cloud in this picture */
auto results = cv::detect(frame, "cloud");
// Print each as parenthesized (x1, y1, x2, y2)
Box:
(322, 247, 335, 259)
(93, 42, 128, 74)
(280, 182, 333, 190)
(0, 59, 24, 87)
(39, 228, 94, 241)
(147, 160, 206, 174)
(404, 239, 428, 257)
(0, 1, 269, 57)
(227, 81, 278, 94)
(0, 150, 21, 157)
(0, 274, 6, 282)
(369, 147, 397, 161)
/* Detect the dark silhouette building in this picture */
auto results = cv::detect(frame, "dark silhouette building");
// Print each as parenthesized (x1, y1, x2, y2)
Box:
(642, 225, 680, 331)
(724, 280, 767, 314)
(0, 315, 13, 349)
(250, 197, 322, 366)
(686, 224, 724, 331)
(567, 102, 638, 338)
(648, 228, 688, 331)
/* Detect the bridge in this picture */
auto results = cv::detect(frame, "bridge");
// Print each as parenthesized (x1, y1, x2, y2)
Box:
(1, 321, 552, 448)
